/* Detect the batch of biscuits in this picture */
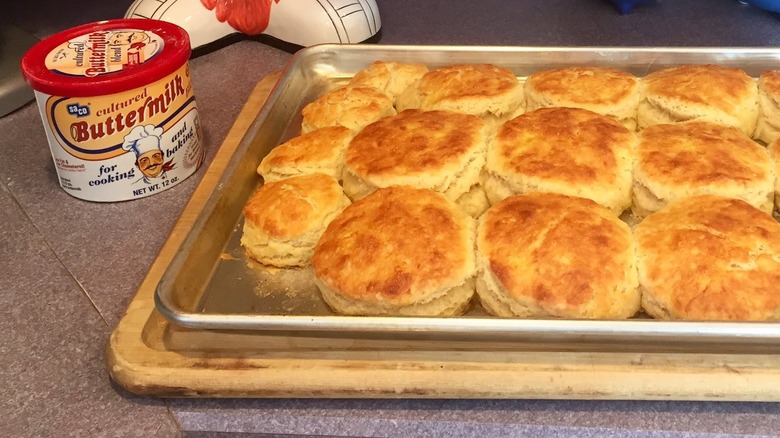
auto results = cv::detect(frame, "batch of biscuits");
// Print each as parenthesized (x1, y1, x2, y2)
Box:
(240, 60, 780, 322)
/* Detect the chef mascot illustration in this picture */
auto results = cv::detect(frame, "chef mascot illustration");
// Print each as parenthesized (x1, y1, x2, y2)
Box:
(122, 124, 175, 184)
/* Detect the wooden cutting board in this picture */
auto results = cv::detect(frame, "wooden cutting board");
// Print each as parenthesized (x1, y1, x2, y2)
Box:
(106, 72, 780, 400)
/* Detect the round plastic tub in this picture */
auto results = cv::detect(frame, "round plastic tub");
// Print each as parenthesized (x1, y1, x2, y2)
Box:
(21, 18, 204, 202)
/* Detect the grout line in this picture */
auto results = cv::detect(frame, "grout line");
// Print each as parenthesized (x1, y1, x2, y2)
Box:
(0, 180, 112, 329)
(167, 404, 184, 437)
(155, 409, 183, 438)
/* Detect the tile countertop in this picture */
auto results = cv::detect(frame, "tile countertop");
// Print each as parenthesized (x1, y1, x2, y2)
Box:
(4, 1, 780, 437)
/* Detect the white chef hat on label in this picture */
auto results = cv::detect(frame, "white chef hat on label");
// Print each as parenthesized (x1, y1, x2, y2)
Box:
(122, 124, 164, 157)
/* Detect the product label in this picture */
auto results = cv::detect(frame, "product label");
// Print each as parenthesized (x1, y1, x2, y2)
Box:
(45, 28, 163, 77)
(36, 63, 204, 202)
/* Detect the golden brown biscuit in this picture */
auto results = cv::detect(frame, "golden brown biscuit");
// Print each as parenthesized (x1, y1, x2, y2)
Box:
(396, 64, 524, 123)
(312, 186, 476, 316)
(241, 174, 350, 267)
(477, 193, 639, 319)
(257, 126, 354, 183)
(301, 86, 396, 133)
(754, 70, 780, 144)
(768, 138, 780, 210)
(636, 195, 780, 321)
(484, 107, 635, 214)
(348, 61, 429, 103)
(637, 64, 758, 135)
(343, 109, 489, 217)
(524, 66, 640, 130)
(633, 121, 774, 218)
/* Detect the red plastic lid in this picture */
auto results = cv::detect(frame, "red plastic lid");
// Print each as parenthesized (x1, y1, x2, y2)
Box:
(21, 18, 190, 97)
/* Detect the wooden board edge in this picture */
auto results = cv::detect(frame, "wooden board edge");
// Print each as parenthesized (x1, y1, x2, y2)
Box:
(106, 344, 780, 400)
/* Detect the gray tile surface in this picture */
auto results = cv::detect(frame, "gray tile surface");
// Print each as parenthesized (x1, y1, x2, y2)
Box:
(377, 0, 780, 47)
(168, 398, 780, 436)
(0, 183, 177, 437)
(181, 430, 777, 438)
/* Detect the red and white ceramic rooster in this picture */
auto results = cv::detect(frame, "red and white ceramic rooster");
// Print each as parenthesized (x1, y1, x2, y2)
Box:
(125, 0, 381, 49)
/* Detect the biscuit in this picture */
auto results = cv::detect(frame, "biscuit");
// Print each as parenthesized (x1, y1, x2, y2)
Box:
(312, 186, 476, 316)
(637, 64, 758, 136)
(633, 121, 774, 218)
(396, 64, 524, 125)
(754, 70, 780, 144)
(768, 138, 780, 210)
(343, 109, 489, 217)
(484, 107, 635, 214)
(257, 126, 354, 183)
(636, 195, 780, 321)
(454, 184, 491, 219)
(476, 193, 639, 319)
(348, 61, 429, 103)
(240, 174, 350, 267)
(525, 66, 640, 130)
(301, 86, 396, 134)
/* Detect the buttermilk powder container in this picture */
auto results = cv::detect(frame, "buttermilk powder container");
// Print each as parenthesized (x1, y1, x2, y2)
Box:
(21, 19, 203, 202)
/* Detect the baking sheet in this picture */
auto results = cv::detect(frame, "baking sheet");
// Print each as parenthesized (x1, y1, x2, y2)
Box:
(156, 45, 780, 348)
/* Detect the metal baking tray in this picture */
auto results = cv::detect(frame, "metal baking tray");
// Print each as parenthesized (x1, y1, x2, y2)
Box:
(155, 45, 780, 350)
